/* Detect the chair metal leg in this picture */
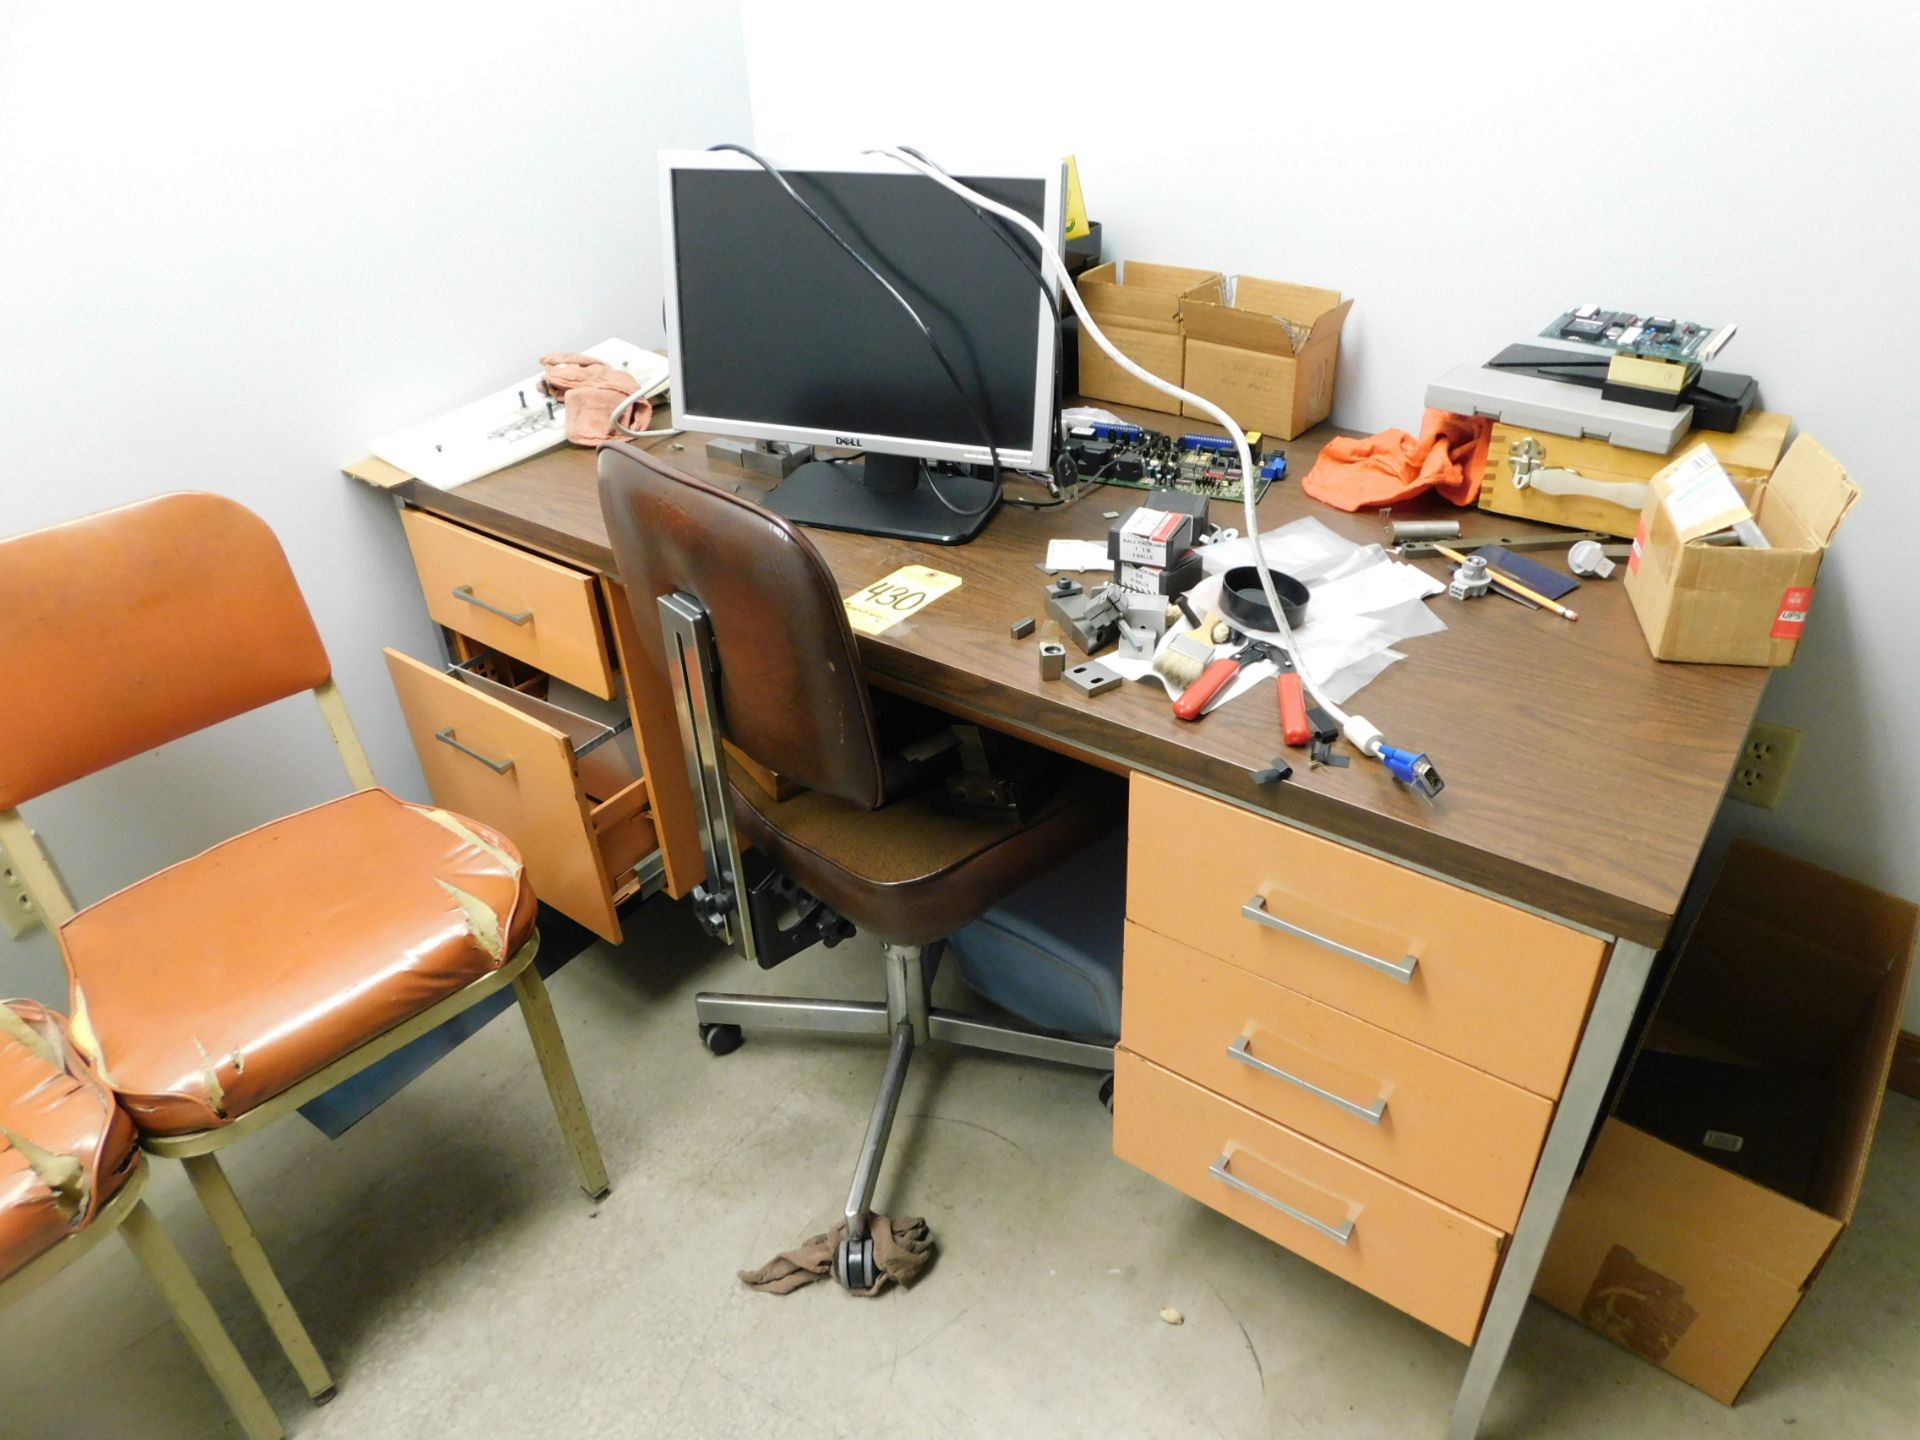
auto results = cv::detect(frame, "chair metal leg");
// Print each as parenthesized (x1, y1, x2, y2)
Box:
(180, 1152, 335, 1404)
(694, 992, 892, 1038)
(119, 1199, 285, 1440)
(928, 1010, 1114, 1071)
(842, 1021, 916, 1245)
(510, 965, 611, 1201)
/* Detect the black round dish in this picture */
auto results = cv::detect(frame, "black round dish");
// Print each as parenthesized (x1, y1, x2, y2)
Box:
(1220, 565, 1310, 632)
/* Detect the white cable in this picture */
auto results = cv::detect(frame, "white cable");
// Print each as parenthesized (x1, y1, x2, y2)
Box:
(868, 147, 1377, 748)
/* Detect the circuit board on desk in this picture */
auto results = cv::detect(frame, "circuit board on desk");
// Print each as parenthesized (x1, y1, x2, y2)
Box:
(1060, 421, 1284, 504)
(1542, 306, 1737, 365)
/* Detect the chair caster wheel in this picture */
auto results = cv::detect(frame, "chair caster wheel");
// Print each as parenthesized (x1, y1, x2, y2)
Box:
(1098, 1073, 1115, 1113)
(834, 1234, 877, 1291)
(700, 1023, 745, 1056)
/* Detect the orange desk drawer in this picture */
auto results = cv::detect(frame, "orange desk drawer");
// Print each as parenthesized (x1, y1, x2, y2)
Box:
(1122, 923, 1552, 1229)
(386, 650, 652, 943)
(1127, 774, 1605, 1097)
(401, 507, 616, 699)
(1113, 1050, 1503, 1343)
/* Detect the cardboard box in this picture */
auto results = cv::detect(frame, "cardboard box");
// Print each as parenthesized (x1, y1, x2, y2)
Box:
(1624, 434, 1858, 666)
(1476, 409, 1790, 540)
(1075, 261, 1222, 410)
(1179, 276, 1353, 439)
(1534, 843, 1917, 1404)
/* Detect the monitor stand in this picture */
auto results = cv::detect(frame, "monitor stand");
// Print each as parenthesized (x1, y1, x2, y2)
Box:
(763, 453, 999, 545)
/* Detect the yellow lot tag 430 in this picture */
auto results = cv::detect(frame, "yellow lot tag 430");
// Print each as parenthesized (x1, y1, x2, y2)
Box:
(843, 564, 963, 636)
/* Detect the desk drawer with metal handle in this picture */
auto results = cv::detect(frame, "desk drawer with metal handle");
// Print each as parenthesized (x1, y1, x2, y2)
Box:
(399, 508, 616, 699)
(1121, 923, 1552, 1229)
(1127, 774, 1606, 1098)
(1112, 1050, 1504, 1344)
(385, 650, 654, 943)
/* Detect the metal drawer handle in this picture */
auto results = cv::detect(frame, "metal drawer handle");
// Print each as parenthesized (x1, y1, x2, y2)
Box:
(451, 585, 533, 625)
(1227, 1035, 1387, 1125)
(1209, 1152, 1354, 1246)
(1242, 894, 1418, 984)
(434, 727, 515, 774)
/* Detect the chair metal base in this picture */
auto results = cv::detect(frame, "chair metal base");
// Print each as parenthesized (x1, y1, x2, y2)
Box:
(695, 941, 1113, 1285)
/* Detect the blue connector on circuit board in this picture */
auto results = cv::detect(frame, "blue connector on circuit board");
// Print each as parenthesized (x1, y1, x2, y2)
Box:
(1378, 744, 1444, 799)
(1260, 453, 1288, 482)
(1088, 421, 1148, 443)
(1179, 433, 1234, 454)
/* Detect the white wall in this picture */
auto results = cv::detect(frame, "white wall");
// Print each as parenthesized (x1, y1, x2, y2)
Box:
(739, 0, 1920, 1024)
(0, 2, 753, 1001)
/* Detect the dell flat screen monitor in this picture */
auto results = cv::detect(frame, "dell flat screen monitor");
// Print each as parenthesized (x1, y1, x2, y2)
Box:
(660, 151, 1062, 543)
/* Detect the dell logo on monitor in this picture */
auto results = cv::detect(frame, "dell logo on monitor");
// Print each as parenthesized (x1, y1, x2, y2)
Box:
(834, 435, 862, 447)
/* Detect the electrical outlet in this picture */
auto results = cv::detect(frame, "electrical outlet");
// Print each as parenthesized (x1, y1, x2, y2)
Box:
(1729, 722, 1802, 809)
(1, 841, 43, 940)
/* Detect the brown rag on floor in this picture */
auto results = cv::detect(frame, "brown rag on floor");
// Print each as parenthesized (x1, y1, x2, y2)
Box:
(739, 1216, 936, 1297)
(1301, 408, 1492, 512)
(539, 352, 647, 446)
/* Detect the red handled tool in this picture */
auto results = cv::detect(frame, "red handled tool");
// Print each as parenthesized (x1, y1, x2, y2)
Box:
(1274, 649, 1311, 746)
(1172, 642, 1262, 721)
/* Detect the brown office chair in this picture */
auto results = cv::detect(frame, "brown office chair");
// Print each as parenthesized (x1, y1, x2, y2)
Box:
(600, 443, 1121, 1288)
(0, 493, 608, 1402)
(2, 1000, 283, 1440)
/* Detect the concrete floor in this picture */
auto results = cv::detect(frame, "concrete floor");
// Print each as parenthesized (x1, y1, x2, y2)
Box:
(5, 897, 1916, 1439)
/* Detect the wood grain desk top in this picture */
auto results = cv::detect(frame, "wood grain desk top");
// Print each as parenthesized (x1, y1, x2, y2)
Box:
(374, 410, 1769, 948)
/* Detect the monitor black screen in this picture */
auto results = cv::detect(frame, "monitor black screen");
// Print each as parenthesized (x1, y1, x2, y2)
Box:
(669, 167, 1050, 455)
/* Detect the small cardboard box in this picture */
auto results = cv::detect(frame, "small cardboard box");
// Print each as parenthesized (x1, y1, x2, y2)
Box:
(1624, 434, 1858, 666)
(1534, 842, 1917, 1404)
(1179, 276, 1353, 439)
(1109, 507, 1195, 568)
(1075, 261, 1222, 410)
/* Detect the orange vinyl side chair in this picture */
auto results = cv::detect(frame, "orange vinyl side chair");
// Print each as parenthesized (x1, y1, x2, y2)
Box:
(2, 1000, 284, 1439)
(0, 493, 609, 1406)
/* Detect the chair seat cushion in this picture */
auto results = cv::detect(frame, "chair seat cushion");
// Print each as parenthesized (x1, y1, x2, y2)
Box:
(1, 1000, 139, 1284)
(58, 789, 535, 1137)
(730, 766, 1123, 947)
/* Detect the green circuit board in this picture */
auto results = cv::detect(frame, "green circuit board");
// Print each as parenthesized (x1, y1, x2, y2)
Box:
(1543, 306, 1736, 365)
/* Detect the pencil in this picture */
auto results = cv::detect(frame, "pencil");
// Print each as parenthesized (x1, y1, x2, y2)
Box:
(1432, 543, 1580, 621)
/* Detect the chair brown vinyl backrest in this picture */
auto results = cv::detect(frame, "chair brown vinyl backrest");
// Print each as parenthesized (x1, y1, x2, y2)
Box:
(597, 443, 888, 809)
(0, 493, 332, 808)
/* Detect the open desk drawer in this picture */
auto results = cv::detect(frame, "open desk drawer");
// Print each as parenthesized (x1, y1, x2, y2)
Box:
(400, 508, 616, 699)
(385, 650, 654, 943)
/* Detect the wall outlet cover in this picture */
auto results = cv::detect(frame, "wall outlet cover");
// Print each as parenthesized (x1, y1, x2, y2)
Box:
(1, 841, 43, 940)
(1729, 722, 1802, 809)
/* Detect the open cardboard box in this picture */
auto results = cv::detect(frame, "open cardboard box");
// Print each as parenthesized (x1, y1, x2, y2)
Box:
(1179, 276, 1352, 439)
(1075, 261, 1222, 410)
(1534, 842, 1917, 1403)
(1625, 434, 1858, 666)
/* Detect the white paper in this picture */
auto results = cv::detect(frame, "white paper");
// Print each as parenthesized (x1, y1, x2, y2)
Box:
(1659, 446, 1753, 543)
(1149, 517, 1448, 715)
(369, 338, 669, 489)
(1309, 552, 1446, 615)
(1042, 539, 1115, 573)
(1199, 515, 1362, 583)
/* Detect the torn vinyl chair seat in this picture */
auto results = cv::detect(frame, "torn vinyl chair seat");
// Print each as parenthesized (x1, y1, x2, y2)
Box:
(2, 999, 285, 1440)
(53, 786, 605, 1403)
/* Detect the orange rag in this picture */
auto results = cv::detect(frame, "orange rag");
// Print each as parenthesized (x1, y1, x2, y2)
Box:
(1301, 409, 1492, 513)
(539, 352, 646, 446)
